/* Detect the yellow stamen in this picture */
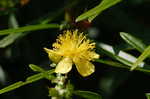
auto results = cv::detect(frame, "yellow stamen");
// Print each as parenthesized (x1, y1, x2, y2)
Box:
(44, 30, 100, 77)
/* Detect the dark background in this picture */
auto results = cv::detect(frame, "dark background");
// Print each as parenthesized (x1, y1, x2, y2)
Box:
(0, 0, 150, 99)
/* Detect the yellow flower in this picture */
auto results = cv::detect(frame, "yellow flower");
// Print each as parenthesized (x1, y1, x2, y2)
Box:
(44, 30, 99, 77)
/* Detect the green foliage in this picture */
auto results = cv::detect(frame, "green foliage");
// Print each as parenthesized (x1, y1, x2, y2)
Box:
(25, 73, 44, 84)
(0, 24, 60, 35)
(0, 13, 60, 48)
(0, 81, 24, 94)
(65, 82, 74, 98)
(96, 59, 150, 73)
(97, 42, 145, 67)
(146, 93, 150, 99)
(0, 13, 22, 48)
(29, 64, 45, 72)
(0, 64, 55, 94)
(0, 16, 60, 48)
(49, 88, 59, 97)
(120, 32, 147, 52)
(1, 0, 150, 98)
(74, 90, 102, 99)
(76, 0, 122, 22)
(131, 45, 150, 70)
(97, 42, 150, 73)
(0, 12, 60, 48)
(0, 0, 77, 48)
(0, 0, 16, 8)
(119, 32, 150, 70)
(0, 33, 23, 48)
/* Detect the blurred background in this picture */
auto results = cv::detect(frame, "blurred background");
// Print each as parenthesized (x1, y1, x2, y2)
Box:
(0, 0, 150, 99)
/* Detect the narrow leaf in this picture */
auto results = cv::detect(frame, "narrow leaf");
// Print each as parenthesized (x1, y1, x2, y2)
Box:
(131, 45, 150, 70)
(8, 13, 19, 28)
(96, 59, 130, 69)
(88, 14, 99, 22)
(0, 13, 24, 48)
(0, 33, 23, 48)
(98, 43, 145, 67)
(26, 73, 44, 84)
(0, 24, 60, 35)
(43, 69, 55, 80)
(25, 69, 55, 84)
(0, 81, 24, 94)
(29, 64, 45, 72)
(120, 32, 146, 52)
(95, 59, 150, 73)
(74, 90, 102, 99)
(76, 0, 122, 22)
(146, 93, 150, 99)
(0, 69, 54, 94)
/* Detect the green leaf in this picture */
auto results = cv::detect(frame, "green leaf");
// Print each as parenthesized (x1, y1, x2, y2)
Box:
(29, 64, 45, 72)
(25, 69, 55, 84)
(76, 0, 122, 22)
(0, 33, 23, 48)
(65, 82, 74, 98)
(95, 59, 150, 73)
(74, 90, 102, 99)
(8, 13, 19, 29)
(96, 59, 130, 69)
(40, 68, 55, 80)
(146, 93, 150, 99)
(120, 32, 147, 52)
(48, 88, 59, 97)
(25, 73, 44, 84)
(87, 13, 99, 22)
(97, 43, 145, 67)
(0, 1, 77, 47)
(0, 23, 60, 48)
(0, 69, 54, 94)
(0, 13, 24, 48)
(0, 81, 24, 94)
(0, 24, 60, 35)
(131, 45, 150, 70)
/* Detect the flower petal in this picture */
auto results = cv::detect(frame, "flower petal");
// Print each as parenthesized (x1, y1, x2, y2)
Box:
(74, 58, 95, 77)
(89, 52, 100, 60)
(55, 57, 72, 74)
(44, 48, 61, 63)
